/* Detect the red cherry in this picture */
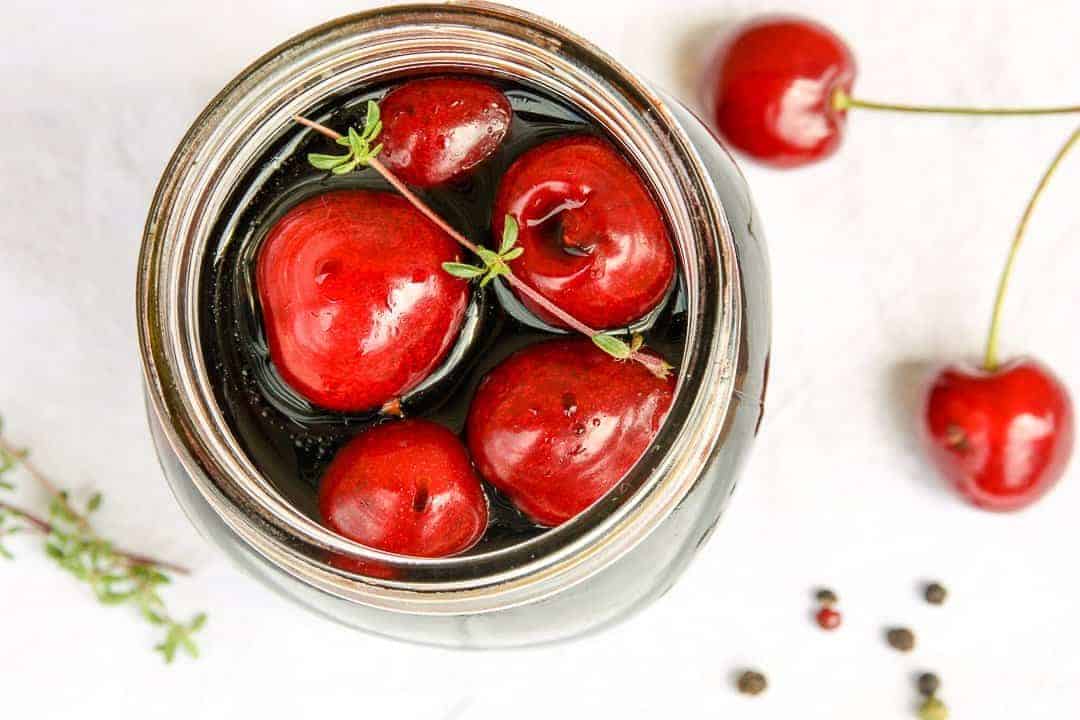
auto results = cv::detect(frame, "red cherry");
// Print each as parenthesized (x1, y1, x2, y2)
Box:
(815, 606, 842, 630)
(257, 190, 468, 412)
(466, 338, 675, 527)
(705, 16, 854, 168)
(379, 77, 512, 187)
(922, 359, 1073, 511)
(492, 135, 675, 329)
(921, 129, 1078, 511)
(318, 419, 489, 557)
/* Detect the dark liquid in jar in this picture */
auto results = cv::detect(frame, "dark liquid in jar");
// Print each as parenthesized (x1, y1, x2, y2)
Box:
(199, 75, 689, 553)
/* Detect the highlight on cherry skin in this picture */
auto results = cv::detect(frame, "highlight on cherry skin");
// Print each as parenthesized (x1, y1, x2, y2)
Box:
(255, 190, 469, 413)
(466, 338, 676, 527)
(492, 135, 675, 330)
(318, 419, 489, 559)
(378, 76, 512, 187)
(703, 15, 1080, 168)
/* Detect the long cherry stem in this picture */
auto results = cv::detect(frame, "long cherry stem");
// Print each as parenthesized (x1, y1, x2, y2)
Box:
(983, 125, 1080, 371)
(293, 114, 672, 378)
(833, 89, 1080, 117)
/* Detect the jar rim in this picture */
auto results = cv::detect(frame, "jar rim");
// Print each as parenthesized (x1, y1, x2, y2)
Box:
(137, 0, 741, 614)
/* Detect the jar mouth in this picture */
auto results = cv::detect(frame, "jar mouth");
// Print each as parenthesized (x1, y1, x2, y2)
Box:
(138, 1, 740, 612)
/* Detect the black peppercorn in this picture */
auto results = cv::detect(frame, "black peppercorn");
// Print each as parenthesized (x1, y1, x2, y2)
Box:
(917, 672, 941, 698)
(736, 670, 767, 696)
(924, 582, 947, 605)
(815, 587, 838, 606)
(886, 626, 916, 652)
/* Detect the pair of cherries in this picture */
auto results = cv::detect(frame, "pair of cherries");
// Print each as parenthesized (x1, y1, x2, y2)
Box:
(706, 16, 1076, 510)
(319, 340, 675, 557)
(257, 78, 676, 558)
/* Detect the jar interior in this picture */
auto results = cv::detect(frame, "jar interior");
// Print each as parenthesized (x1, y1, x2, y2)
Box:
(198, 70, 690, 557)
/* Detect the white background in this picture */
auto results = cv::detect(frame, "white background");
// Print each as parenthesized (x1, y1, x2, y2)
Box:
(2, 0, 1079, 717)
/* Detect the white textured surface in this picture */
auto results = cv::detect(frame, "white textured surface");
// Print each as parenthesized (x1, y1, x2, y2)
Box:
(2, 0, 1079, 716)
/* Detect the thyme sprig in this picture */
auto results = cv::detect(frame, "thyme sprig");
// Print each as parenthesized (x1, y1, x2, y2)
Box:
(443, 215, 525, 287)
(307, 101, 384, 173)
(0, 425, 205, 663)
(294, 102, 673, 379)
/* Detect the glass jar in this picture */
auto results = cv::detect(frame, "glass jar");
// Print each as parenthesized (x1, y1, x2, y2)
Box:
(137, 0, 770, 647)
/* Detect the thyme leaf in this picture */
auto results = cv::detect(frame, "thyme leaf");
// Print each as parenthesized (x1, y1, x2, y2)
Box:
(0, 422, 205, 663)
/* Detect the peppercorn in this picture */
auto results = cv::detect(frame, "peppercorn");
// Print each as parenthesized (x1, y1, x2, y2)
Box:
(917, 672, 941, 698)
(815, 587, 838, 606)
(918, 696, 948, 720)
(924, 582, 947, 605)
(886, 627, 916, 652)
(815, 606, 842, 630)
(736, 670, 767, 696)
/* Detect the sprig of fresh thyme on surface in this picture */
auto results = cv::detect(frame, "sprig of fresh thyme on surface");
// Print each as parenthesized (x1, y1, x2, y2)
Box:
(0, 425, 206, 663)
(293, 102, 673, 380)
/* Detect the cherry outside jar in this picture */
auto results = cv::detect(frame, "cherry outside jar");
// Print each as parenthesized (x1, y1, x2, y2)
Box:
(136, 1, 771, 647)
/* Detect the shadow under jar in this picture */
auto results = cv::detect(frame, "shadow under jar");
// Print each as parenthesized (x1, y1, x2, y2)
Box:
(137, 1, 771, 647)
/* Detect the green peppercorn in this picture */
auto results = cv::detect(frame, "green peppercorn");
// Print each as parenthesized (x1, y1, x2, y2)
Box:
(886, 626, 916, 652)
(924, 582, 947, 605)
(918, 696, 948, 720)
(815, 587, 838, 606)
(736, 670, 767, 696)
(917, 672, 941, 698)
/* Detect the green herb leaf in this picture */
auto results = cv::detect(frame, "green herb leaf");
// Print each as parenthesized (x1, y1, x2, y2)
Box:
(475, 247, 501, 267)
(308, 152, 352, 170)
(499, 215, 519, 254)
(363, 100, 380, 136)
(189, 612, 208, 632)
(87, 493, 102, 513)
(347, 126, 364, 154)
(331, 158, 360, 175)
(442, 262, 486, 279)
(591, 333, 633, 360)
(501, 247, 524, 261)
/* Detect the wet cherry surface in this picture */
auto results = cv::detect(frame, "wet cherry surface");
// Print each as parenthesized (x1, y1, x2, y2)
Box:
(467, 338, 676, 527)
(319, 419, 489, 557)
(493, 135, 675, 329)
(705, 16, 855, 168)
(922, 358, 1074, 510)
(256, 190, 468, 412)
(380, 77, 512, 187)
(201, 75, 687, 554)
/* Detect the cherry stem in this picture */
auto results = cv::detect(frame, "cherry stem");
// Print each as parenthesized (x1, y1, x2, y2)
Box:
(833, 89, 1080, 117)
(293, 114, 672, 378)
(983, 125, 1080, 371)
